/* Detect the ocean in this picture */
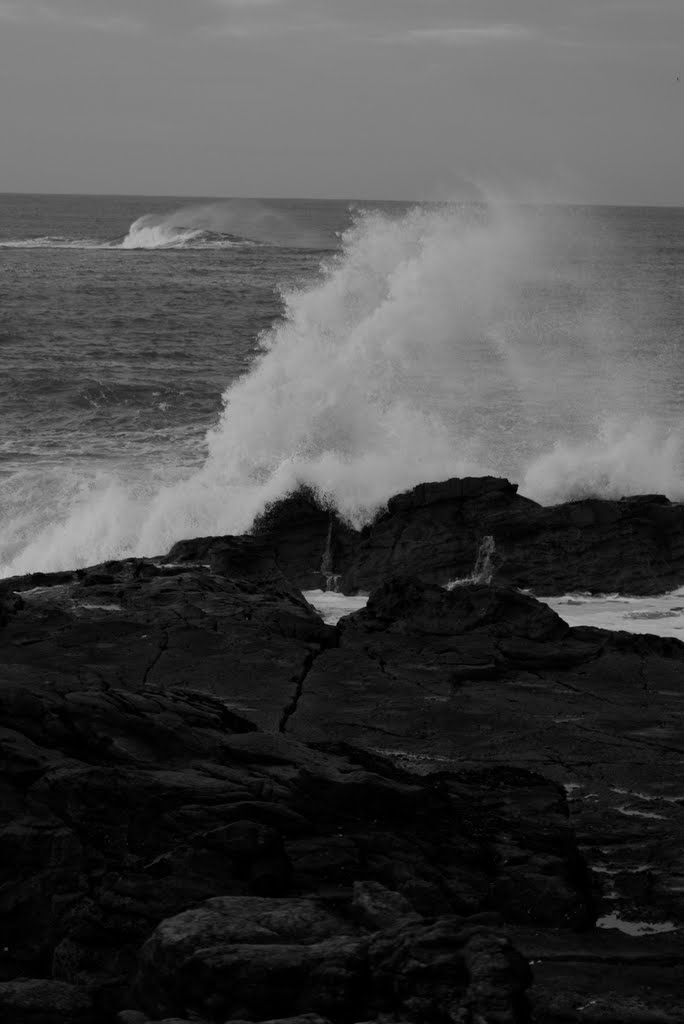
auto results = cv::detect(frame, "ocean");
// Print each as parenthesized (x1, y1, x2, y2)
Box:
(2, 193, 684, 633)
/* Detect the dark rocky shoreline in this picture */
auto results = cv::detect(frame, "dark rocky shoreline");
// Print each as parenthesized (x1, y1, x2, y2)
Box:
(2, 477, 684, 1024)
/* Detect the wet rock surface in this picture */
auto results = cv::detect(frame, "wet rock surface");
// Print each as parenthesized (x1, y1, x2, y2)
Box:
(3, 478, 684, 1022)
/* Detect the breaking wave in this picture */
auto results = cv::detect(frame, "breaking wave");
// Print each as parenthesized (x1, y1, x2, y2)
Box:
(2, 199, 683, 577)
(116, 222, 244, 250)
(117, 201, 332, 250)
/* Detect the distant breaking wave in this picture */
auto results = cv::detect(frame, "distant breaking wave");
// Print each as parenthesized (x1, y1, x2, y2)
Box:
(2, 199, 683, 577)
(0, 200, 336, 252)
(117, 218, 241, 250)
(0, 230, 257, 252)
(116, 202, 333, 250)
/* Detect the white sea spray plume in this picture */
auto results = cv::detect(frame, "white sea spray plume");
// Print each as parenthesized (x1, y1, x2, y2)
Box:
(523, 419, 684, 504)
(201, 203, 529, 523)
(118, 217, 206, 250)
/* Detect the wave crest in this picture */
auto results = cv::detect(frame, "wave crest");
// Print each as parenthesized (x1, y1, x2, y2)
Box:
(118, 217, 207, 250)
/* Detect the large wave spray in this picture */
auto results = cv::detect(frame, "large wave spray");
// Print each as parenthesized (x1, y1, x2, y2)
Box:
(2, 201, 683, 577)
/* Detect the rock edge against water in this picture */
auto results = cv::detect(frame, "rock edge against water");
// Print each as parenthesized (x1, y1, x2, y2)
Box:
(2, 476, 684, 1024)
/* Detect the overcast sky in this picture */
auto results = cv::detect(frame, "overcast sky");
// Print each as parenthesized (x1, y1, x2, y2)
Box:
(0, 0, 682, 203)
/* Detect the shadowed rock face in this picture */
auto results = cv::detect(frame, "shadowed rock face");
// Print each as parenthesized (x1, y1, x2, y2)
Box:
(4, 479, 684, 1024)
(251, 489, 359, 592)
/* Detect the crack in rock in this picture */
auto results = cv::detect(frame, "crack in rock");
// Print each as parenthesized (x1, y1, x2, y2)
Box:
(142, 631, 169, 686)
(279, 643, 327, 732)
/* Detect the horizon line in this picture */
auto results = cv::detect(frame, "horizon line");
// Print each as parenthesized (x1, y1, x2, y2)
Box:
(1, 190, 683, 210)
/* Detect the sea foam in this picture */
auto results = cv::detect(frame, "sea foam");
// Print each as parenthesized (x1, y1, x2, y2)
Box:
(2, 200, 683, 577)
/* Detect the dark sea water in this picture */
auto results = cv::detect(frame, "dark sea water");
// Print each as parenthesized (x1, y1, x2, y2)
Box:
(1, 194, 683, 579)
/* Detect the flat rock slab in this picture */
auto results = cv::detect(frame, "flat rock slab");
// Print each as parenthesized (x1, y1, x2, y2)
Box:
(0, 556, 336, 731)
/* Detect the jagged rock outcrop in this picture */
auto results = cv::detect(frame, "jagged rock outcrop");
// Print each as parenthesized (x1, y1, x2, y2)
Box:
(247, 476, 684, 595)
(354, 480, 684, 595)
(340, 476, 531, 592)
(354, 479, 684, 595)
(484, 490, 684, 596)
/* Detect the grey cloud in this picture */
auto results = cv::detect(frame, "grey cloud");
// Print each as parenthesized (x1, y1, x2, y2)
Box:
(212, 0, 286, 7)
(0, 2, 142, 31)
(0, 0, 260, 33)
(1, 0, 680, 40)
(0, 0, 558, 39)
(390, 23, 540, 44)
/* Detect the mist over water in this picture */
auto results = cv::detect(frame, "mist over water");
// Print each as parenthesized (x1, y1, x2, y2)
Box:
(1, 198, 683, 577)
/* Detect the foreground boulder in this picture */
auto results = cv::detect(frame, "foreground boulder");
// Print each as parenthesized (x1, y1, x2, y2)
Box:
(137, 896, 530, 1024)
